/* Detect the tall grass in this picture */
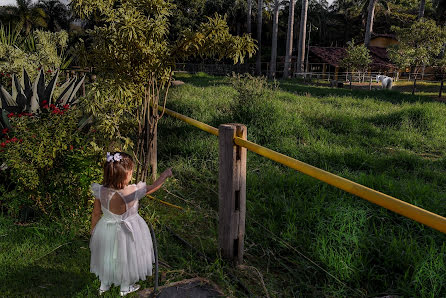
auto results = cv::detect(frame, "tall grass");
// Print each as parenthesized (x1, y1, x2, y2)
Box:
(154, 72, 446, 297)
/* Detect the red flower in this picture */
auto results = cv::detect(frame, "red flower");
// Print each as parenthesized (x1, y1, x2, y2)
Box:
(5, 140, 10, 144)
(42, 100, 47, 105)
(0, 142, 5, 148)
(50, 104, 56, 109)
(17, 113, 23, 118)
(70, 145, 74, 150)
(19, 139, 23, 143)
(63, 104, 70, 110)
(1, 128, 8, 134)
(51, 108, 61, 114)
(43, 104, 49, 109)
(7, 113, 14, 118)
(47, 69, 52, 73)
(10, 137, 18, 142)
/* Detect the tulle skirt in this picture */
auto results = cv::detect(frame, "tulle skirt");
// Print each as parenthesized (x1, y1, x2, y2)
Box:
(90, 213, 154, 287)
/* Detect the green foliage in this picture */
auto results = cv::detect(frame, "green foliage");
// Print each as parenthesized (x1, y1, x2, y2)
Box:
(70, 0, 256, 150)
(0, 29, 69, 85)
(1, 0, 48, 35)
(229, 73, 285, 144)
(388, 19, 446, 72)
(0, 107, 102, 224)
(340, 39, 372, 72)
(79, 79, 140, 151)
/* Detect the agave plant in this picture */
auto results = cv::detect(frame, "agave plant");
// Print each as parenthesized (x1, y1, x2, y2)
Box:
(0, 68, 85, 118)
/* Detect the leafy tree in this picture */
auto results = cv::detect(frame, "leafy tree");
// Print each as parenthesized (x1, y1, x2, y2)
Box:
(168, 0, 206, 41)
(1, 0, 48, 35)
(388, 19, 446, 94)
(37, 0, 71, 32)
(71, 0, 256, 181)
(340, 39, 372, 87)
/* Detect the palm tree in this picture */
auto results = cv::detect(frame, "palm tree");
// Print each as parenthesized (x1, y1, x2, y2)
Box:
(38, 0, 70, 31)
(283, 0, 295, 78)
(2, 0, 47, 35)
(364, 0, 377, 46)
(269, 0, 279, 79)
(297, 0, 308, 73)
(256, 0, 263, 75)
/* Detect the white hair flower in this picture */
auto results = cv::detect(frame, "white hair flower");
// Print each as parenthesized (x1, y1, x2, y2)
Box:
(106, 152, 122, 162)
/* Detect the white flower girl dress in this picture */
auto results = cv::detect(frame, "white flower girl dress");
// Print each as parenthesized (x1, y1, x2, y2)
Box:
(90, 182, 154, 289)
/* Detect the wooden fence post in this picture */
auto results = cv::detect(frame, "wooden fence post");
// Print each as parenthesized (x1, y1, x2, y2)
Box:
(218, 124, 247, 265)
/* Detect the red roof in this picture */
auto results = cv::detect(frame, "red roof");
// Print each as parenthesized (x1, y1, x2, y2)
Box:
(309, 46, 395, 69)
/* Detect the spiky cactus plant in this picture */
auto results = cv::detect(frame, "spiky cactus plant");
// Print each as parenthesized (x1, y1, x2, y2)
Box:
(0, 69, 85, 121)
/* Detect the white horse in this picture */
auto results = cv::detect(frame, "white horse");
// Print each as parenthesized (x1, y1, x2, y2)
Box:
(376, 75, 393, 89)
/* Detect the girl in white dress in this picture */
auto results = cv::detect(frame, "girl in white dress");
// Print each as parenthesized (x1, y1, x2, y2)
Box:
(90, 152, 172, 296)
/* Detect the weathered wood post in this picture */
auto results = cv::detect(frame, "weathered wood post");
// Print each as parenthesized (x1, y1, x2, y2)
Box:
(218, 124, 247, 265)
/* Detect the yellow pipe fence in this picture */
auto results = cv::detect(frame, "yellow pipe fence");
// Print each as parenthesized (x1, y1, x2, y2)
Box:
(157, 106, 446, 234)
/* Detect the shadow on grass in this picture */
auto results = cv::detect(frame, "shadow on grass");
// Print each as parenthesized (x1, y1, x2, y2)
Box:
(174, 72, 230, 88)
(277, 80, 436, 104)
(0, 239, 95, 297)
(173, 73, 438, 104)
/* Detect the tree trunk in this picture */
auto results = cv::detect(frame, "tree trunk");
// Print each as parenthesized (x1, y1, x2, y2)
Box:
(149, 121, 157, 182)
(412, 75, 417, 95)
(297, 0, 308, 74)
(418, 0, 426, 19)
(283, 0, 295, 78)
(364, 0, 377, 46)
(256, 0, 263, 75)
(136, 75, 171, 183)
(247, 0, 252, 34)
(269, 0, 280, 79)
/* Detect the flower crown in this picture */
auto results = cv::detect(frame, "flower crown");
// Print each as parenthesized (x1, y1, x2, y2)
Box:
(106, 152, 123, 163)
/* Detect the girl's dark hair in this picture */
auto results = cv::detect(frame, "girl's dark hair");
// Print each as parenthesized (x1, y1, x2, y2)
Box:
(102, 152, 134, 189)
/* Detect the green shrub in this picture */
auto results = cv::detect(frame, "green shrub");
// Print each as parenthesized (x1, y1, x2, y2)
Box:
(230, 73, 283, 144)
(0, 107, 102, 232)
(0, 29, 69, 86)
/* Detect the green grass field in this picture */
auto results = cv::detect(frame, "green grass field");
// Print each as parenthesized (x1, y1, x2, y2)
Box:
(1, 72, 445, 297)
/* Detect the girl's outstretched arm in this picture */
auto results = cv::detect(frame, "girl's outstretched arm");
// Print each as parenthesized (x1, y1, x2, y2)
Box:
(146, 168, 173, 195)
(90, 199, 102, 235)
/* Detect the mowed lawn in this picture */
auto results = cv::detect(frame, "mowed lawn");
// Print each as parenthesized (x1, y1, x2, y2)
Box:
(1, 73, 445, 297)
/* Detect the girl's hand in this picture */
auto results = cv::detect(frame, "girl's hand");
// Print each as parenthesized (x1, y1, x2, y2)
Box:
(161, 168, 173, 179)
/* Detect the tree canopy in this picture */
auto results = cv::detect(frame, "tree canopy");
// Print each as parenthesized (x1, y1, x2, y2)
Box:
(388, 19, 446, 73)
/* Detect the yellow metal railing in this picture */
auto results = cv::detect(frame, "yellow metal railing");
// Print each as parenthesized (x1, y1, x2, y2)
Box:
(158, 106, 446, 234)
